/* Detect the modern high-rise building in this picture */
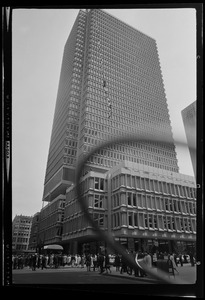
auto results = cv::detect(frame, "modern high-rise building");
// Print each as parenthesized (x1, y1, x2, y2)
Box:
(181, 101, 196, 177)
(42, 8, 179, 204)
(39, 9, 196, 255)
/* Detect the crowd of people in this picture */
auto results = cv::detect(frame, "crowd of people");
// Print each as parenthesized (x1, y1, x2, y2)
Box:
(12, 250, 196, 275)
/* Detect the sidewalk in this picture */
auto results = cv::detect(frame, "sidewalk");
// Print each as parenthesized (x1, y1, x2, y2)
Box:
(102, 263, 197, 284)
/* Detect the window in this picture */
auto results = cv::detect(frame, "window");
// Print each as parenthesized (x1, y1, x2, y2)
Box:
(127, 192, 132, 206)
(95, 177, 99, 189)
(187, 219, 192, 232)
(120, 174, 125, 186)
(180, 218, 184, 231)
(173, 200, 178, 212)
(163, 216, 167, 230)
(136, 177, 141, 189)
(132, 176, 136, 188)
(128, 212, 133, 226)
(93, 213, 104, 227)
(148, 214, 153, 229)
(127, 175, 131, 187)
(113, 213, 120, 228)
(144, 214, 148, 228)
(172, 217, 176, 230)
(133, 193, 137, 206)
(134, 212, 138, 227)
(94, 177, 104, 190)
(145, 178, 150, 190)
(94, 194, 103, 208)
(156, 197, 161, 210)
(146, 195, 151, 209)
(165, 198, 169, 211)
(158, 215, 163, 230)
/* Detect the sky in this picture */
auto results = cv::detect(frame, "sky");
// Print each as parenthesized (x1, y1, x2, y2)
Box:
(11, 7, 196, 219)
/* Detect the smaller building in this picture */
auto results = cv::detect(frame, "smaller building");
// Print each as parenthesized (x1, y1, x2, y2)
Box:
(28, 212, 40, 251)
(12, 215, 33, 253)
(181, 101, 196, 176)
(37, 195, 65, 248)
(62, 161, 196, 255)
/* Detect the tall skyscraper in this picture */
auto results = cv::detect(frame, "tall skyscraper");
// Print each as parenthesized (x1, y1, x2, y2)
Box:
(42, 9, 179, 204)
(39, 9, 196, 255)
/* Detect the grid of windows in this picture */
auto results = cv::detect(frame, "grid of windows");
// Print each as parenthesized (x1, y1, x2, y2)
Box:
(78, 9, 179, 173)
(44, 11, 86, 184)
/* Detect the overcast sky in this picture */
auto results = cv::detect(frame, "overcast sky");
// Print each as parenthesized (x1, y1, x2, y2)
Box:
(12, 7, 196, 219)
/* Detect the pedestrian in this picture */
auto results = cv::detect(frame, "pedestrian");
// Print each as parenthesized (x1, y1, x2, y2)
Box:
(98, 253, 105, 274)
(41, 254, 46, 269)
(49, 253, 54, 268)
(114, 254, 121, 272)
(67, 254, 71, 266)
(81, 254, 85, 268)
(62, 254, 67, 267)
(86, 253, 91, 271)
(143, 252, 152, 269)
(71, 254, 75, 267)
(179, 253, 183, 267)
(90, 254, 94, 270)
(105, 254, 111, 273)
(32, 254, 37, 271)
(77, 254, 81, 267)
(45, 254, 49, 268)
(93, 254, 98, 271)
(189, 252, 195, 267)
(169, 254, 179, 274)
(173, 253, 178, 266)
(120, 254, 127, 274)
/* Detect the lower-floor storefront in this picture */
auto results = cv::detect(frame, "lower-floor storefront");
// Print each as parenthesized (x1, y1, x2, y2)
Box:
(61, 237, 196, 258)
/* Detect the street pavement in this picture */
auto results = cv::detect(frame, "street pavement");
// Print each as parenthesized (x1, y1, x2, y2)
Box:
(12, 263, 196, 285)
(104, 263, 197, 284)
